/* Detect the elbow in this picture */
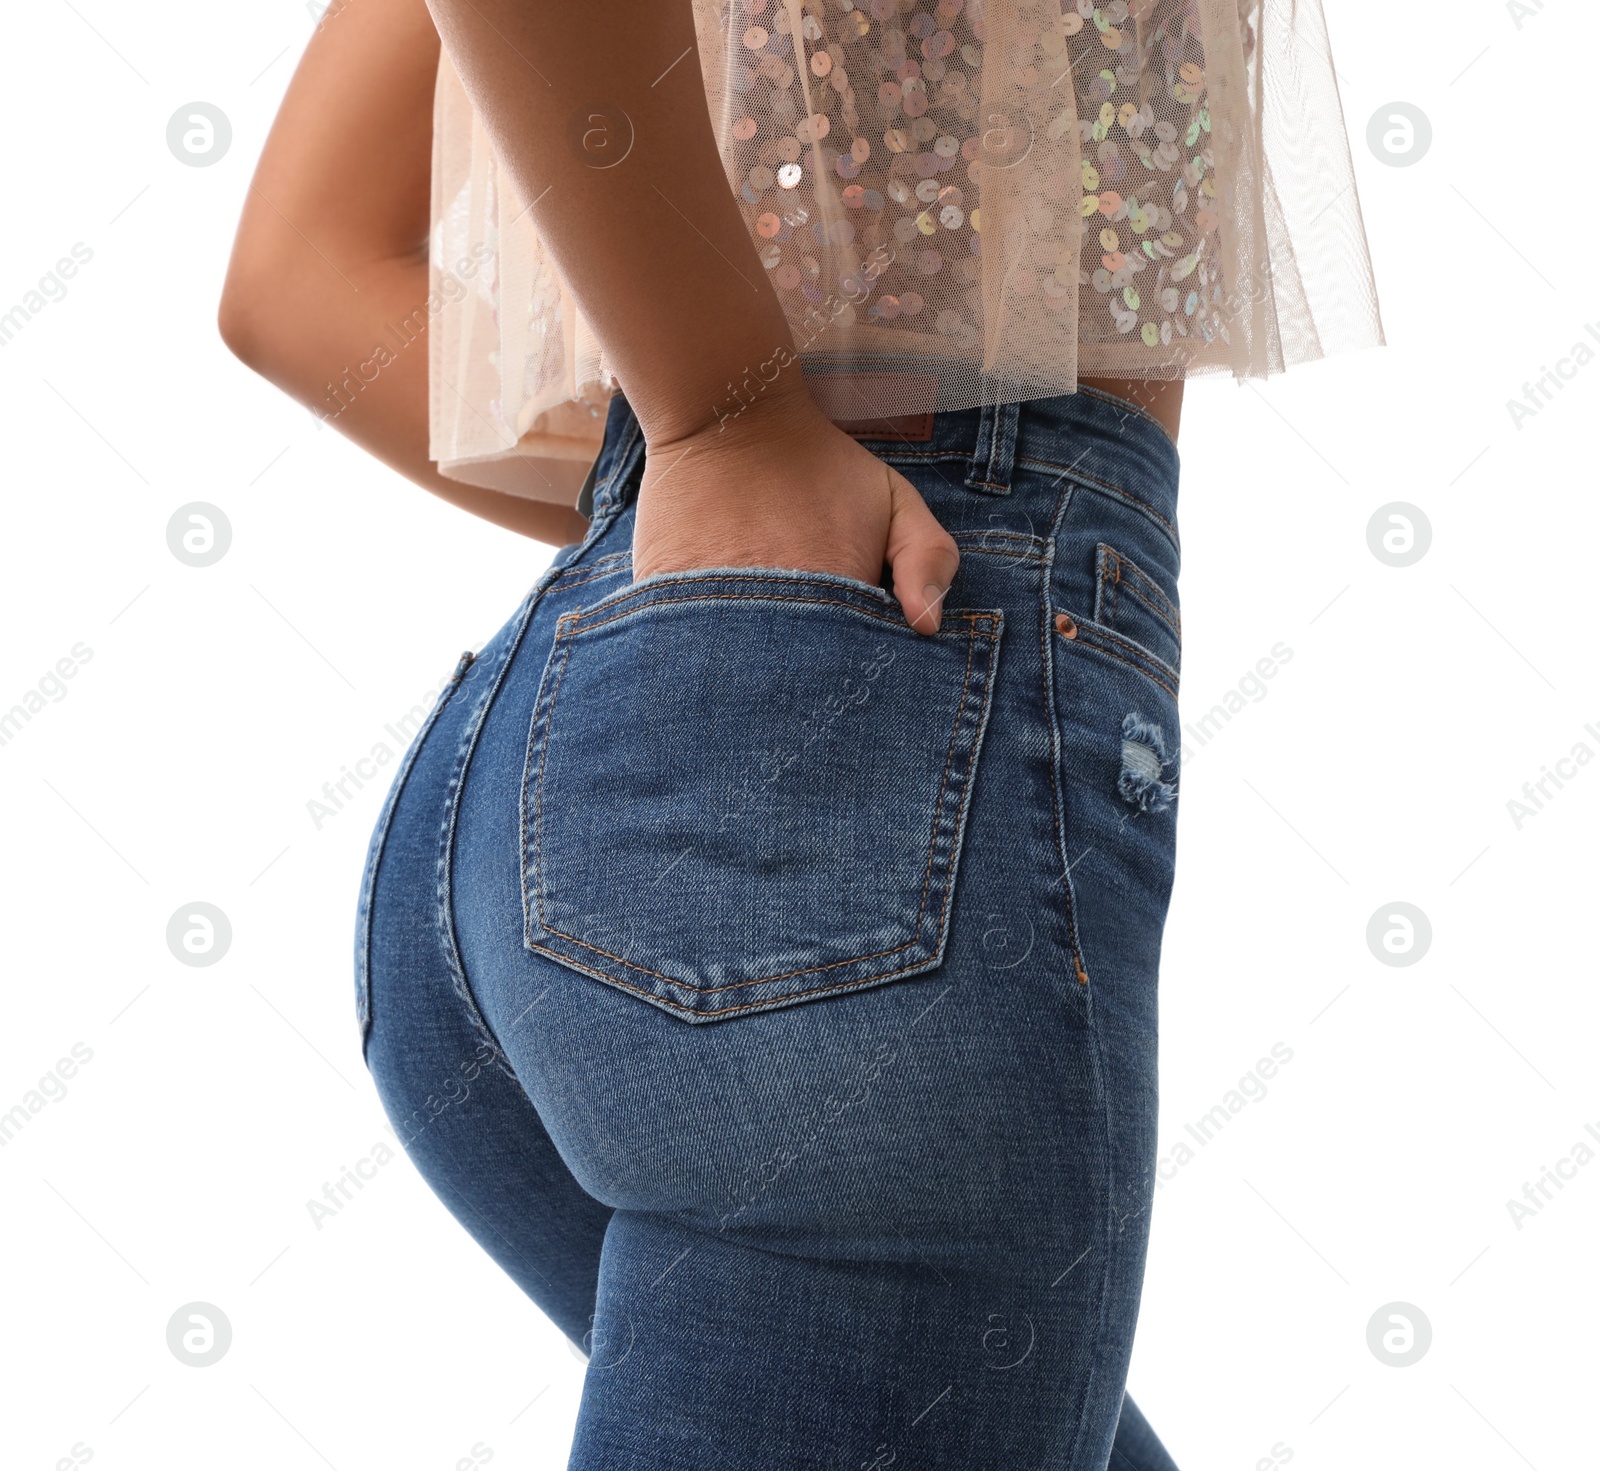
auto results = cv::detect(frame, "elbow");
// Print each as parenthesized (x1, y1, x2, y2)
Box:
(217, 271, 277, 374)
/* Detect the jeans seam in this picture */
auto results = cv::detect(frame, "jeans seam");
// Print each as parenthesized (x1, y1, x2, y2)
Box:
(1040, 482, 1094, 994)
(1074, 381, 1181, 455)
(429, 525, 623, 1077)
(355, 657, 473, 1058)
(1039, 476, 1117, 1471)
(1021, 465, 1179, 554)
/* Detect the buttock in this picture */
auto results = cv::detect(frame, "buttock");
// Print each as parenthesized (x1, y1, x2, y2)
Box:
(433, 396, 1171, 1210)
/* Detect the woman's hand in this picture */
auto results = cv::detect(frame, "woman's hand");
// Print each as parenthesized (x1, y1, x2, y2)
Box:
(632, 387, 959, 634)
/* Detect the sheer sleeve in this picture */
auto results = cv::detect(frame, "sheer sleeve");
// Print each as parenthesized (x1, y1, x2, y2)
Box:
(429, 0, 1382, 500)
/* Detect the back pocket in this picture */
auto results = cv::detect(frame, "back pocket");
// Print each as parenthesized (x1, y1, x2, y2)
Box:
(520, 569, 1003, 1022)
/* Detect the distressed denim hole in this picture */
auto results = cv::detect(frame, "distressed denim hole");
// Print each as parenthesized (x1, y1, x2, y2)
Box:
(1118, 712, 1176, 813)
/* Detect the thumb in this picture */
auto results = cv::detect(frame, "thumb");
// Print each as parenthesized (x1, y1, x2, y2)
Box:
(884, 469, 960, 635)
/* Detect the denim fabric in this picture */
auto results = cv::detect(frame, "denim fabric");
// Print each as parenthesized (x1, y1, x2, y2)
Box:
(359, 387, 1184, 1470)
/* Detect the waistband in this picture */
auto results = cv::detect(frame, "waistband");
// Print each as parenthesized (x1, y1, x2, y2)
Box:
(586, 385, 1180, 536)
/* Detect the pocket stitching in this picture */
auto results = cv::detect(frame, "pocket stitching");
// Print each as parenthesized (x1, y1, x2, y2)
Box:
(526, 939, 963, 1019)
(1119, 577, 1179, 638)
(1095, 543, 1180, 645)
(567, 566, 902, 620)
(1100, 544, 1179, 632)
(525, 607, 1001, 1001)
(1059, 617, 1179, 702)
(572, 591, 909, 638)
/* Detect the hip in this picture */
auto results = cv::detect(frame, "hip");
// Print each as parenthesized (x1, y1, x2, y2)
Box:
(357, 385, 1184, 1210)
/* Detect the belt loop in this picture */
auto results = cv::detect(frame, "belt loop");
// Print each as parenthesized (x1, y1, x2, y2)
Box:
(590, 406, 646, 517)
(965, 401, 1018, 496)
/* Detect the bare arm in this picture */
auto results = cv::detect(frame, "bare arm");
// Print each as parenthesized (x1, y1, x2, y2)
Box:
(422, 0, 959, 631)
(217, 0, 589, 547)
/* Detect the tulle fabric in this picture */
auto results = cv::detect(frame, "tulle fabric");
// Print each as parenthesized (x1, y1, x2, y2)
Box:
(429, 0, 1383, 501)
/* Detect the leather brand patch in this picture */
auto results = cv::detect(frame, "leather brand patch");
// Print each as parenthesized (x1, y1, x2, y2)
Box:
(839, 413, 936, 442)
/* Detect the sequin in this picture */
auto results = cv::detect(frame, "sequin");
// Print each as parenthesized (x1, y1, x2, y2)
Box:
(435, 0, 1381, 466)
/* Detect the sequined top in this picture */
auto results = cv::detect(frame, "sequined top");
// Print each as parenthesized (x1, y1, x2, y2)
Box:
(429, 0, 1383, 502)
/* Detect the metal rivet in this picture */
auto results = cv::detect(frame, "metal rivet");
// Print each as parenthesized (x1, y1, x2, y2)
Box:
(1055, 612, 1078, 638)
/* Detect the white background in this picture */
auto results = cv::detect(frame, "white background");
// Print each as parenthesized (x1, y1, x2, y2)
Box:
(2, 1, 1595, 1468)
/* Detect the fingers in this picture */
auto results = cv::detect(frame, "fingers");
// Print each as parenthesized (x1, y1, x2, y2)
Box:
(884, 468, 960, 635)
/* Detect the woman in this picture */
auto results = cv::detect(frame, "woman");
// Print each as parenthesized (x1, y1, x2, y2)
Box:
(220, 0, 1381, 1464)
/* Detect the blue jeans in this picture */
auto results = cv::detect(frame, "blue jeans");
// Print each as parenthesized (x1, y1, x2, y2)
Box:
(358, 388, 1184, 1470)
